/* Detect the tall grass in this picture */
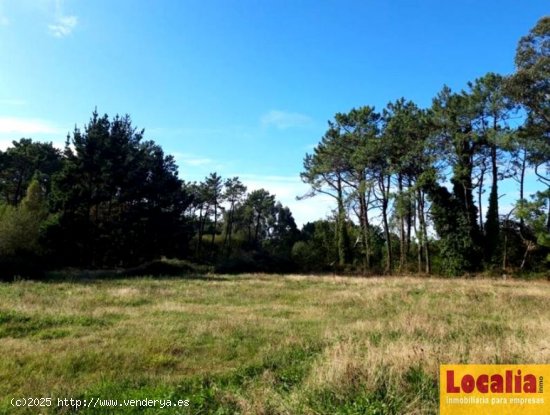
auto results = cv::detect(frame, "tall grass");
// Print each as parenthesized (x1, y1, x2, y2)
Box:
(0, 275, 549, 414)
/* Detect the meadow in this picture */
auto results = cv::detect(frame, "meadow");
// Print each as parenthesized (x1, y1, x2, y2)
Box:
(1, 274, 549, 414)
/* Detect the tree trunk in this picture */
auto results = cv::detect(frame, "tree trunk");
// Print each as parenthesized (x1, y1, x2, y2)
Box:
(502, 232, 508, 271)
(197, 204, 208, 257)
(414, 191, 422, 273)
(336, 175, 348, 267)
(520, 241, 534, 270)
(380, 174, 392, 274)
(491, 145, 498, 209)
(478, 160, 486, 233)
(223, 202, 234, 255)
(418, 189, 430, 274)
(211, 202, 218, 252)
(254, 212, 261, 246)
(358, 176, 371, 270)
(398, 174, 406, 271)
(519, 147, 526, 231)
(484, 141, 500, 261)
(406, 177, 413, 256)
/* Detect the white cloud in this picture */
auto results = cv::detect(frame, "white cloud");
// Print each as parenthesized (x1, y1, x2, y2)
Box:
(172, 152, 216, 167)
(0, 116, 63, 135)
(185, 158, 214, 167)
(261, 110, 313, 130)
(0, 137, 66, 152)
(48, 14, 77, 37)
(0, 0, 78, 36)
(0, 139, 14, 151)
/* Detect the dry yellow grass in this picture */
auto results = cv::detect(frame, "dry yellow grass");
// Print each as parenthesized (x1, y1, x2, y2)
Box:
(0, 274, 549, 414)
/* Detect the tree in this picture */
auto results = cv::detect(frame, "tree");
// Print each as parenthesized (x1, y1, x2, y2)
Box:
(300, 125, 351, 266)
(0, 139, 62, 205)
(241, 189, 276, 246)
(265, 202, 299, 258)
(0, 179, 51, 279)
(509, 18, 549, 176)
(509, 16, 550, 131)
(468, 73, 517, 263)
(53, 111, 190, 267)
(428, 86, 483, 274)
(382, 99, 432, 272)
(509, 17, 550, 232)
(333, 106, 380, 271)
(188, 181, 209, 257)
(515, 190, 550, 268)
(204, 172, 224, 253)
(222, 177, 247, 254)
(0, 179, 49, 255)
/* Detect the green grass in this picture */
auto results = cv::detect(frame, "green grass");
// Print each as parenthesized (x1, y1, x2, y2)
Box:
(0, 275, 549, 414)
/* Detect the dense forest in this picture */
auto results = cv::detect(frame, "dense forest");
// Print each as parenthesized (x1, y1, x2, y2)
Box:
(0, 17, 548, 279)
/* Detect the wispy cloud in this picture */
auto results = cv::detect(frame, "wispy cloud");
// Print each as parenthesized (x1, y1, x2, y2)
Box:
(0, 0, 78, 36)
(48, 14, 77, 37)
(186, 158, 214, 167)
(261, 110, 313, 130)
(0, 116, 63, 135)
(172, 152, 215, 167)
(48, 0, 78, 38)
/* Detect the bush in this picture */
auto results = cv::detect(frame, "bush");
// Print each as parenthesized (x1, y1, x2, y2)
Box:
(0, 180, 50, 280)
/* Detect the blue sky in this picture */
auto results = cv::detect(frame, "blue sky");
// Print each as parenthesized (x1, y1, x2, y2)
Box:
(0, 0, 547, 225)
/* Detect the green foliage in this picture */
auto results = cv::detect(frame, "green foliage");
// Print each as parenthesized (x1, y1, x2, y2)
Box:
(0, 138, 62, 205)
(222, 176, 247, 255)
(510, 16, 550, 132)
(0, 17, 547, 277)
(300, 120, 356, 267)
(516, 190, 550, 265)
(425, 87, 485, 274)
(295, 220, 338, 271)
(425, 182, 481, 276)
(507, 16, 550, 192)
(466, 73, 517, 265)
(186, 172, 299, 271)
(0, 179, 51, 279)
(51, 111, 191, 268)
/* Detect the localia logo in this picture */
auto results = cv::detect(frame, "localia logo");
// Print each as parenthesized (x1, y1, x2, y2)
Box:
(440, 364, 549, 415)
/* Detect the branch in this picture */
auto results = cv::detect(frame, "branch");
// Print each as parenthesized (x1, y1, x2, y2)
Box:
(535, 164, 550, 186)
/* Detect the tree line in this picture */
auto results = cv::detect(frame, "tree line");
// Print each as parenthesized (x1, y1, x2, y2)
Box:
(0, 16, 548, 278)
(300, 16, 549, 275)
(0, 112, 302, 278)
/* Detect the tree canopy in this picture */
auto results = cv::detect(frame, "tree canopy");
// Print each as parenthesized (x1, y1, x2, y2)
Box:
(0, 16, 548, 279)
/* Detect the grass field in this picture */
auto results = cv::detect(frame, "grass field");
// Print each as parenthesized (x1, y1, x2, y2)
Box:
(1, 274, 549, 414)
